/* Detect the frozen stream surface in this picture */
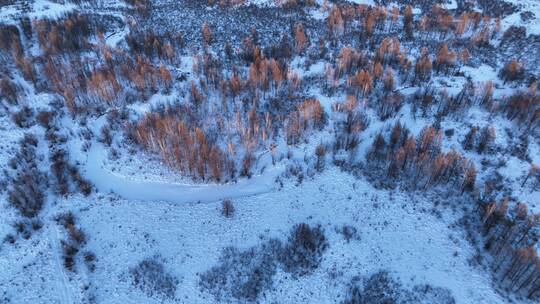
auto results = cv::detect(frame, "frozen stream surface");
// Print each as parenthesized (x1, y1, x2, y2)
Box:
(81, 144, 281, 203)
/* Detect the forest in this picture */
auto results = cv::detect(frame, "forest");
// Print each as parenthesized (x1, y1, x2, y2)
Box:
(0, 0, 539, 303)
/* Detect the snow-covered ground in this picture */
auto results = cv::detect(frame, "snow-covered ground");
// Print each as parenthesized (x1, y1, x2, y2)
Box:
(0, 0, 539, 303)
(0, 166, 507, 303)
(504, 0, 540, 35)
(0, 0, 77, 23)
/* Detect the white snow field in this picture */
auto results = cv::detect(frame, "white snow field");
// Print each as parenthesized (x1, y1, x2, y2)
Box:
(0, 166, 507, 303)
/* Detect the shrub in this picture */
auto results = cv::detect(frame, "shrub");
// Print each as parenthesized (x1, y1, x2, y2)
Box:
(476, 126, 496, 154)
(500, 59, 525, 83)
(62, 241, 79, 271)
(36, 110, 54, 129)
(337, 225, 359, 242)
(200, 223, 329, 302)
(67, 224, 86, 245)
(11, 106, 34, 128)
(280, 223, 328, 276)
(3, 234, 16, 244)
(49, 147, 92, 196)
(333, 110, 369, 152)
(200, 240, 281, 302)
(69, 165, 92, 196)
(83, 251, 97, 272)
(99, 126, 112, 146)
(344, 271, 403, 304)
(221, 199, 235, 218)
(0, 76, 19, 104)
(6, 135, 47, 217)
(56, 213, 91, 272)
(30, 219, 43, 231)
(343, 271, 456, 304)
(50, 149, 70, 196)
(8, 167, 46, 218)
(130, 258, 178, 300)
(315, 144, 327, 172)
(360, 271, 402, 304)
(56, 211, 75, 228)
(13, 221, 31, 239)
(410, 284, 456, 304)
(344, 284, 363, 304)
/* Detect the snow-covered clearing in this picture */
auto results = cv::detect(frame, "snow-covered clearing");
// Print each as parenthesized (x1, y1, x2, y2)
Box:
(50, 168, 505, 303)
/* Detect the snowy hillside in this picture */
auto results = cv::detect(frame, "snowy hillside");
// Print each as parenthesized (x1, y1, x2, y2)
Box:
(0, 0, 539, 303)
